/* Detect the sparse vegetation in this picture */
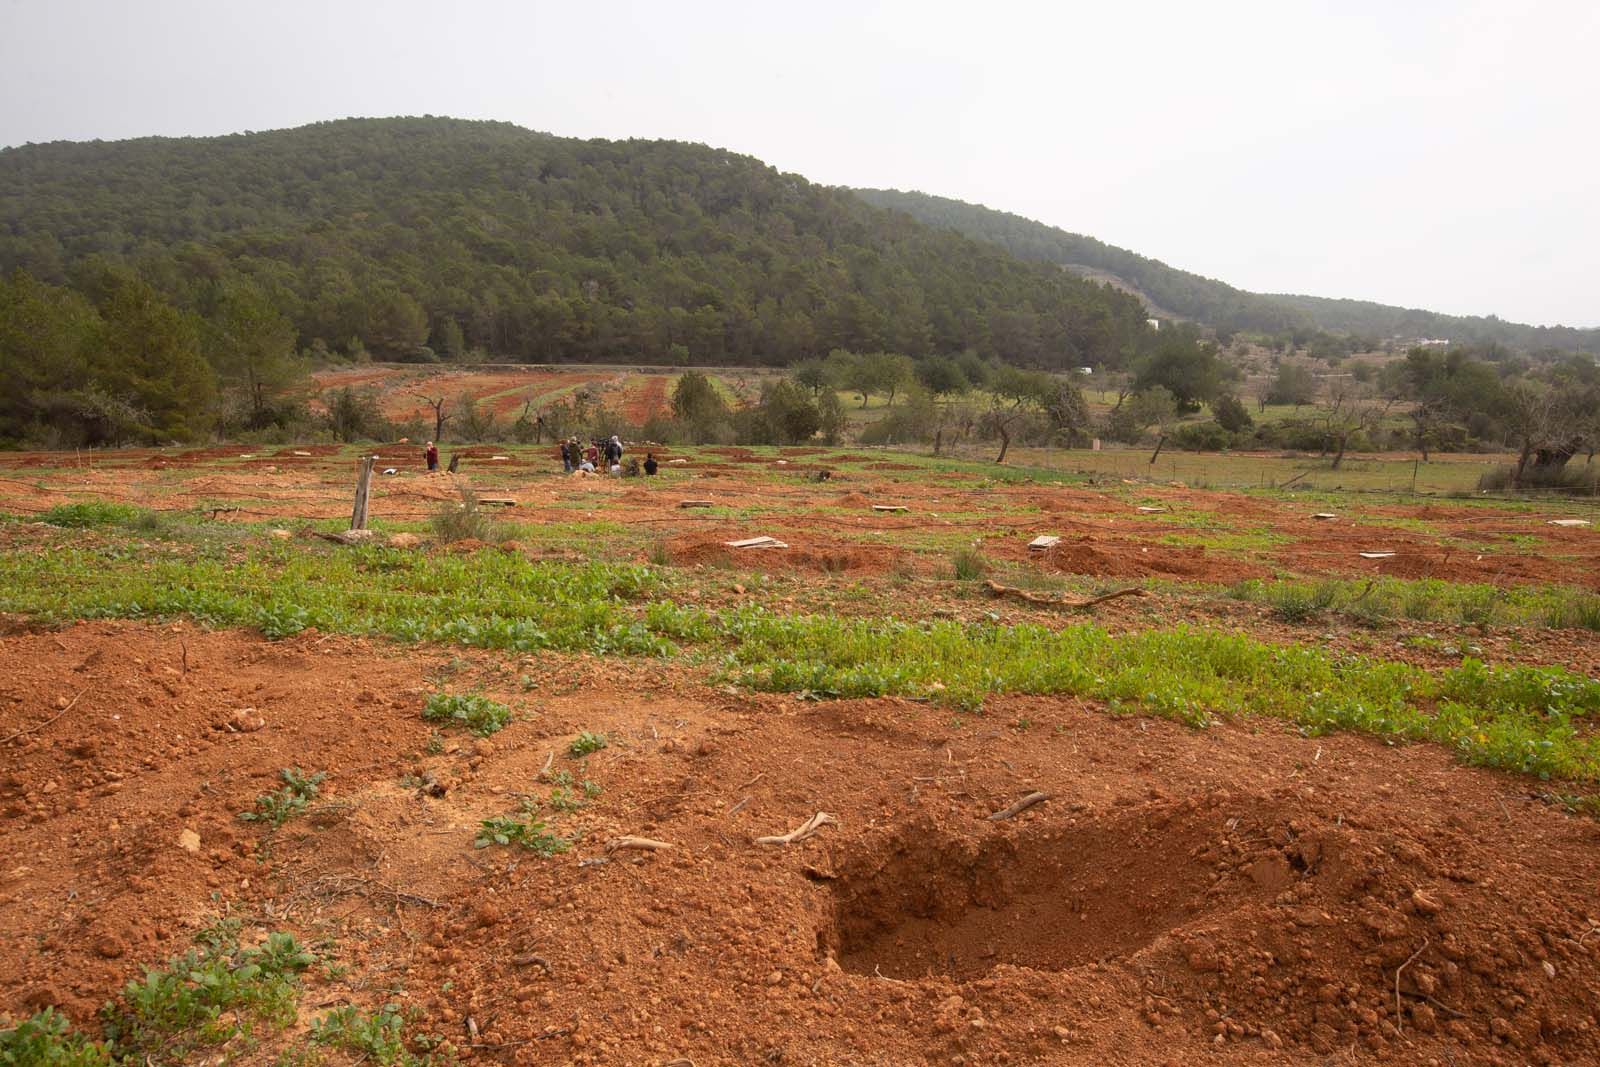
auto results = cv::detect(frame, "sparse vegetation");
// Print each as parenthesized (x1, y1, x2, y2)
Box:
(101, 930, 315, 1062)
(430, 484, 504, 544)
(309, 1004, 449, 1066)
(421, 692, 511, 737)
(568, 731, 608, 757)
(951, 547, 987, 581)
(238, 768, 327, 826)
(474, 813, 570, 855)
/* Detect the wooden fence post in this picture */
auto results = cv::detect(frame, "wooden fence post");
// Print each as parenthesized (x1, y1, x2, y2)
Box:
(351, 455, 375, 530)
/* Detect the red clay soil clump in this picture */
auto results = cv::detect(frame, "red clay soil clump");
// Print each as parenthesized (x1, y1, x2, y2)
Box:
(1279, 537, 1600, 589)
(1037, 536, 1269, 583)
(663, 533, 902, 575)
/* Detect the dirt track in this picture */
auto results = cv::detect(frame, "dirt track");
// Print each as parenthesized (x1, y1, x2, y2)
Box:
(4, 620, 1600, 1065)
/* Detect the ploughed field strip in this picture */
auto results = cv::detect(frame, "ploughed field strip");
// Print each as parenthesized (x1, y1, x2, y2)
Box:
(2, 445, 1600, 1065)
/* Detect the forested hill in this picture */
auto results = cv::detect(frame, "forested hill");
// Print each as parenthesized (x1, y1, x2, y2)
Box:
(854, 188, 1600, 353)
(0, 117, 1151, 367)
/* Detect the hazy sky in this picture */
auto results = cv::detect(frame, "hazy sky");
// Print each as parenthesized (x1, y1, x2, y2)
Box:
(3, 0, 1596, 327)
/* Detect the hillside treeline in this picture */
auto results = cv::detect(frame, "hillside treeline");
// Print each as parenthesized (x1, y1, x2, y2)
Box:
(0, 117, 1154, 377)
(856, 188, 1600, 353)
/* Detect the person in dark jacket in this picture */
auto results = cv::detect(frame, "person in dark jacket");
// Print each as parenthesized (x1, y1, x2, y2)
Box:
(643, 453, 659, 476)
(425, 441, 439, 471)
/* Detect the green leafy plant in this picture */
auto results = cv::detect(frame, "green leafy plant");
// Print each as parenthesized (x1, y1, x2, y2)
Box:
(102, 931, 315, 1062)
(568, 731, 608, 757)
(546, 777, 602, 813)
(0, 1009, 112, 1067)
(310, 1004, 437, 1066)
(239, 768, 326, 826)
(474, 814, 570, 855)
(421, 692, 511, 737)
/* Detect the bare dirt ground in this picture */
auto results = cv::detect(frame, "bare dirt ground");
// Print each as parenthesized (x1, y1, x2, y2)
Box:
(1, 444, 1595, 589)
(3, 447, 1600, 1064)
(4, 621, 1600, 1065)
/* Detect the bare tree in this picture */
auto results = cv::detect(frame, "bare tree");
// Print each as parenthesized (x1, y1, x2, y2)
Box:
(413, 393, 450, 441)
(1316, 378, 1391, 470)
(982, 366, 1056, 464)
(1403, 394, 1452, 463)
(1504, 382, 1561, 488)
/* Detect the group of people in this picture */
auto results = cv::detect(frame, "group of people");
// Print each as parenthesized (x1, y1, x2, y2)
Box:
(559, 435, 657, 476)
(419, 435, 659, 477)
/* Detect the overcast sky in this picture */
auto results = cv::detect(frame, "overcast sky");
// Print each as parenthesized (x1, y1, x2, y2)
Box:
(3, 0, 1596, 327)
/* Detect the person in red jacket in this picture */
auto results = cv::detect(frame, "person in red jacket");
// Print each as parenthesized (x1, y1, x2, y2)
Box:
(425, 441, 439, 471)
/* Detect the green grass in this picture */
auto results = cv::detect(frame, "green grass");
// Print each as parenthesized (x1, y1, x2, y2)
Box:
(0, 541, 677, 656)
(421, 692, 511, 737)
(238, 768, 327, 827)
(1227, 577, 1600, 631)
(38, 502, 147, 528)
(5, 521, 1600, 796)
(719, 607, 1600, 782)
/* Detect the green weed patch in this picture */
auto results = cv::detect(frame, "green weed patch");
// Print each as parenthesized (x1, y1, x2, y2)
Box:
(238, 768, 326, 827)
(1227, 577, 1600, 631)
(4, 532, 1600, 792)
(0, 543, 676, 655)
(719, 607, 1600, 782)
(421, 693, 511, 736)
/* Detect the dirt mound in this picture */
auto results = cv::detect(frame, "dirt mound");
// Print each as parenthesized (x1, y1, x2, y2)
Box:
(1281, 538, 1600, 589)
(664, 533, 901, 575)
(1038, 536, 1267, 582)
(834, 492, 872, 507)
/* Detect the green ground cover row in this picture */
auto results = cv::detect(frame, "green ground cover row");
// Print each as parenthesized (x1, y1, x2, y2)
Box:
(3, 528, 1597, 789)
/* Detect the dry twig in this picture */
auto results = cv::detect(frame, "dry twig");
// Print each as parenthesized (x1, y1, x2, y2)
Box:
(605, 836, 675, 854)
(1, 689, 89, 746)
(756, 812, 837, 845)
(1395, 938, 1430, 1032)
(987, 790, 1051, 821)
(983, 580, 1144, 610)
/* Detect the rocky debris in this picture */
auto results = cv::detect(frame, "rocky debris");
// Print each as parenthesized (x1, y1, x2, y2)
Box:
(226, 707, 265, 732)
